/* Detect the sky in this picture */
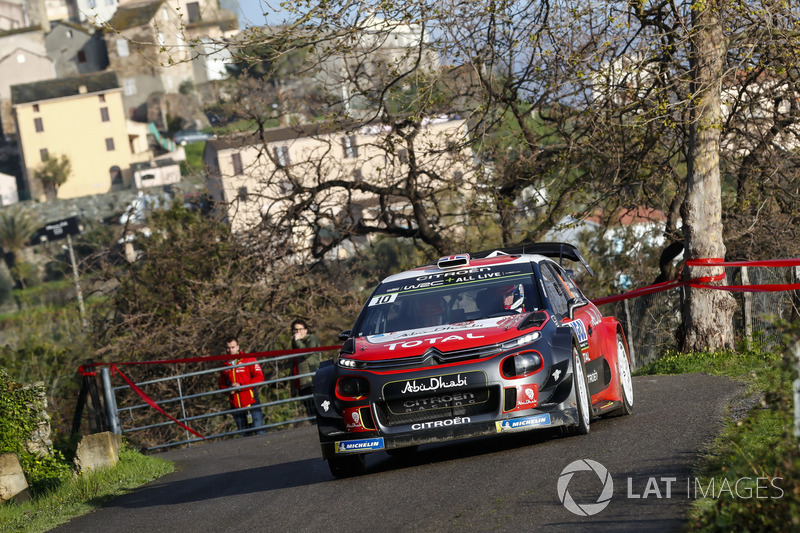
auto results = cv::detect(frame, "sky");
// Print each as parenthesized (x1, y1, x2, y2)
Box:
(227, 0, 288, 28)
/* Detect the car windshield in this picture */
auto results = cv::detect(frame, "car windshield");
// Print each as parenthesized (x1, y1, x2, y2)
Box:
(352, 262, 542, 337)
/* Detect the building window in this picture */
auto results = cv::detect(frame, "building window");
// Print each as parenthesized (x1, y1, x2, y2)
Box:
(106, 138, 115, 151)
(40, 148, 48, 162)
(232, 153, 243, 175)
(100, 107, 110, 122)
(66, 30, 73, 38)
(342, 135, 358, 158)
(116, 38, 129, 57)
(34, 117, 43, 132)
(237, 187, 248, 201)
(110, 166, 122, 185)
(77, 50, 86, 63)
(99, 94, 105, 103)
(273, 145, 290, 167)
(123, 78, 136, 96)
(33, 104, 39, 112)
(398, 148, 408, 163)
(187, 2, 200, 23)
(162, 7, 169, 20)
(353, 168, 363, 180)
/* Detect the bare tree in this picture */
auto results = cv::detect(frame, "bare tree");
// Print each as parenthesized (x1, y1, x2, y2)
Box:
(154, 0, 800, 353)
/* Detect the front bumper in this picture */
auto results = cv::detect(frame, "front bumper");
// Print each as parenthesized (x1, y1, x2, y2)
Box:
(319, 405, 579, 459)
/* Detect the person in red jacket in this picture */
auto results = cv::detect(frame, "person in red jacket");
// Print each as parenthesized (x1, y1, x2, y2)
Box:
(218, 336, 265, 436)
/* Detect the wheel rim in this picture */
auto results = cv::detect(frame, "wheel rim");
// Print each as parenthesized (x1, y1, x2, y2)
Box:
(575, 352, 590, 425)
(617, 338, 633, 406)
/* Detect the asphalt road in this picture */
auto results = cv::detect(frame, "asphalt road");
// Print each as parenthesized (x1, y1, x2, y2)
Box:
(53, 373, 744, 533)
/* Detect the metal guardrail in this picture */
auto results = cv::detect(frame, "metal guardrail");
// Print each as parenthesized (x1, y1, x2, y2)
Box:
(105, 350, 327, 451)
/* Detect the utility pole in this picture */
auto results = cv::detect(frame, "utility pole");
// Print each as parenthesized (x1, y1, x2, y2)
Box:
(66, 233, 88, 329)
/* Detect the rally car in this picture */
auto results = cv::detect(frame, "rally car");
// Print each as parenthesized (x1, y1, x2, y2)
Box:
(313, 242, 634, 477)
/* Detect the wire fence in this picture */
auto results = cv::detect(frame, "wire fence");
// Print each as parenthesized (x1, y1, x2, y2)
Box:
(605, 266, 800, 369)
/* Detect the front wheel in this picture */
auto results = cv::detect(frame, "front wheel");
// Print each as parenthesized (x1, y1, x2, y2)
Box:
(328, 454, 366, 478)
(565, 346, 591, 436)
(615, 334, 634, 416)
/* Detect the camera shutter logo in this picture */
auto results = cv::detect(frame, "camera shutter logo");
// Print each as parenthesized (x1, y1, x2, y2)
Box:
(557, 459, 614, 516)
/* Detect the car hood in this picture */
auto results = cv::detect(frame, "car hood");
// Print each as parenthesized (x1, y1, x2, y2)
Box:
(352, 314, 529, 361)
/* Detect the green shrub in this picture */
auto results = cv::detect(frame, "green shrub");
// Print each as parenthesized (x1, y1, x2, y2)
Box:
(13, 280, 73, 309)
(0, 370, 71, 495)
(10, 261, 40, 289)
(44, 260, 69, 282)
(687, 348, 799, 531)
(0, 369, 37, 452)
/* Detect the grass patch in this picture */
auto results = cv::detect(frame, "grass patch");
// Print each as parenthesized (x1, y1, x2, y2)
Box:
(0, 448, 174, 533)
(180, 142, 207, 175)
(635, 346, 780, 393)
(637, 343, 799, 531)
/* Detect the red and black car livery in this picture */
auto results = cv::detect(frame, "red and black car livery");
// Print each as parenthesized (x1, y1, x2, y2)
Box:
(313, 243, 634, 477)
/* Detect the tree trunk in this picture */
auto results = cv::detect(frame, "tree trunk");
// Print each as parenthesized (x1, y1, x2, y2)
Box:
(680, 0, 737, 352)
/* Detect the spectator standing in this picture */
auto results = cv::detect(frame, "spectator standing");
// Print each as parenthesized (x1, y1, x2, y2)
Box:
(218, 336, 265, 436)
(291, 319, 320, 418)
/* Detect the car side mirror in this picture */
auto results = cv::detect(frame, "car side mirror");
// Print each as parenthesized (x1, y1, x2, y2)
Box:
(567, 297, 587, 319)
(338, 330, 351, 341)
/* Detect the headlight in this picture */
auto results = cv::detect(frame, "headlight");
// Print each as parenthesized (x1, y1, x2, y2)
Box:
(501, 331, 541, 350)
(338, 357, 365, 369)
(501, 350, 543, 379)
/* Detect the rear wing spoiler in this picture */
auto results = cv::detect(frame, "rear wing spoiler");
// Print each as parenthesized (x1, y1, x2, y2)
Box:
(471, 242, 594, 276)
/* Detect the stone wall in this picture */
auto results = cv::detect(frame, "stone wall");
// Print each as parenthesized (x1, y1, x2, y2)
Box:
(10, 184, 172, 226)
(24, 381, 52, 456)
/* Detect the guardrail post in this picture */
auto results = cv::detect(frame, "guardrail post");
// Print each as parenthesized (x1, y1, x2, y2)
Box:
(177, 376, 190, 445)
(794, 341, 800, 445)
(793, 266, 800, 322)
(100, 367, 121, 434)
(740, 266, 753, 348)
(623, 298, 637, 369)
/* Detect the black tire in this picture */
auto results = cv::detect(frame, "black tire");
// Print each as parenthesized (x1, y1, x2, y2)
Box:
(328, 454, 366, 478)
(566, 345, 591, 436)
(615, 333, 634, 416)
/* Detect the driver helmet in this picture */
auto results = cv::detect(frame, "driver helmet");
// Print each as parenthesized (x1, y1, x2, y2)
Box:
(498, 283, 525, 312)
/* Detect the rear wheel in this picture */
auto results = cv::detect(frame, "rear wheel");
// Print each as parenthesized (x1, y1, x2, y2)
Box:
(328, 454, 366, 478)
(616, 334, 634, 416)
(566, 346, 591, 436)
